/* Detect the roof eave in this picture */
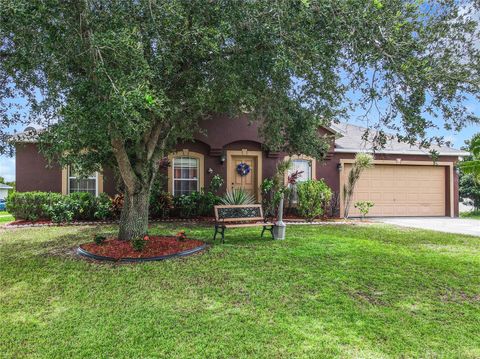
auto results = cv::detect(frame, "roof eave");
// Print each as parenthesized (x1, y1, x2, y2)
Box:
(334, 148, 469, 157)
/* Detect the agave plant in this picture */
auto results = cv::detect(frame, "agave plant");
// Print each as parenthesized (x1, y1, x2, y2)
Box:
(220, 188, 256, 205)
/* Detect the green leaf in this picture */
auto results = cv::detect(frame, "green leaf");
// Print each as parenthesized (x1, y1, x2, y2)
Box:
(373, 0, 383, 10)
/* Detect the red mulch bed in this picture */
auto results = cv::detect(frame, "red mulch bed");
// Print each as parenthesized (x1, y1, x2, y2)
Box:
(80, 236, 205, 260)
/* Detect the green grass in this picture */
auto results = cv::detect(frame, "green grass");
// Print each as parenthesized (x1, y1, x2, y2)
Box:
(0, 211, 14, 224)
(1, 223, 479, 358)
(460, 210, 480, 220)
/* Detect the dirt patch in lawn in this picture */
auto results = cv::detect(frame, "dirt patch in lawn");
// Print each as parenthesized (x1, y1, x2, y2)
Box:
(79, 236, 206, 261)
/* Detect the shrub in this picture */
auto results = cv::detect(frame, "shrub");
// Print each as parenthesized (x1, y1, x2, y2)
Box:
(150, 191, 173, 218)
(7, 191, 63, 221)
(7, 191, 114, 222)
(111, 194, 124, 218)
(261, 160, 292, 219)
(173, 190, 221, 218)
(131, 237, 146, 251)
(94, 193, 113, 220)
(354, 201, 374, 219)
(196, 190, 221, 216)
(173, 194, 198, 218)
(43, 199, 77, 223)
(176, 230, 187, 241)
(149, 173, 173, 218)
(296, 180, 333, 222)
(220, 188, 255, 205)
(209, 174, 224, 194)
(93, 234, 107, 245)
(68, 192, 96, 220)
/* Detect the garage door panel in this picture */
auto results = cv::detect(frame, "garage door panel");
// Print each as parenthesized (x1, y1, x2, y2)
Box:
(345, 164, 446, 217)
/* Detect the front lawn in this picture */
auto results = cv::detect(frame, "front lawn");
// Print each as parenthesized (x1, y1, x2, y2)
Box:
(461, 210, 480, 220)
(0, 211, 14, 224)
(1, 224, 479, 358)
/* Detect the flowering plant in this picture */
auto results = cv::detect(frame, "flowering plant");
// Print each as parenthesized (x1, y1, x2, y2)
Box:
(176, 230, 187, 241)
(287, 170, 304, 186)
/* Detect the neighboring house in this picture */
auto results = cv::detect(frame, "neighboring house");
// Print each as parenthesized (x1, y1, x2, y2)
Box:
(13, 115, 468, 217)
(0, 183, 13, 200)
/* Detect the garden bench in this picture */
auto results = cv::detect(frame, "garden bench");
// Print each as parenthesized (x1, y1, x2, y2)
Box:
(213, 204, 274, 243)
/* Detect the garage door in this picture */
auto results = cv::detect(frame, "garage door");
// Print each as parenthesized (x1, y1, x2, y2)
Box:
(343, 164, 446, 217)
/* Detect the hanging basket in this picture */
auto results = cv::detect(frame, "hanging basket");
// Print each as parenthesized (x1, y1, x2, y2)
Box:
(236, 162, 251, 176)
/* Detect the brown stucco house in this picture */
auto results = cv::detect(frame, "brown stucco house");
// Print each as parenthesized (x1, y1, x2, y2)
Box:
(13, 115, 467, 217)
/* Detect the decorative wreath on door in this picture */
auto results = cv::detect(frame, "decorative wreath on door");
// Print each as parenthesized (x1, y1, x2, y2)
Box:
(236, 162, 251, 176)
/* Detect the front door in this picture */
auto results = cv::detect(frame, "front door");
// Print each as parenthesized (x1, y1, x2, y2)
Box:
(230, 156, 257, 198)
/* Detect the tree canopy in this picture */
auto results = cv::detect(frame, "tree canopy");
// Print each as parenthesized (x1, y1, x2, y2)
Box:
(1, 0, 479, 239)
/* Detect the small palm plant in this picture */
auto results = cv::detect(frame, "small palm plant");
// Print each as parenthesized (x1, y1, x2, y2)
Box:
(220, 188, 256, 205)
(343, 153, 374, 218)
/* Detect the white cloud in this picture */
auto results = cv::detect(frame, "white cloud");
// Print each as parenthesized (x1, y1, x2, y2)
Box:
(0, 156, 15, 182)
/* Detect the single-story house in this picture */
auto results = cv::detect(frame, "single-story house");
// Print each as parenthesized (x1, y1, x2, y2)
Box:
(13, 115, 468, 217)
(0, 183, 13, 200)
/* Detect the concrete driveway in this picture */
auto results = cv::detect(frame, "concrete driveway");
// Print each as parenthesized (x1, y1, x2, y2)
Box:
(373, 217, 480, 237)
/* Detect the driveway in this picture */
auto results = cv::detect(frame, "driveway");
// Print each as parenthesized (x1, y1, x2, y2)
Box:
(373, 217, 480, 237)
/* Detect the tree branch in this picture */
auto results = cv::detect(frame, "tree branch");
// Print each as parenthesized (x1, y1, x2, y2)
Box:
(111, 138, 138, 193)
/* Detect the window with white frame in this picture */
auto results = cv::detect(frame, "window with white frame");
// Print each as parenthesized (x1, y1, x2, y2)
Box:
(289, 159, 312, 183)
(287, 159, 312, 203)
(68, 167, 98, 196)
(172, 156, 200, 196)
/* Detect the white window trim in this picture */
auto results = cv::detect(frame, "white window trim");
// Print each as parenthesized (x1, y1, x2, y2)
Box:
(171, 157, 200, 196)
(67, 168, 99, 196)
(167, 150, 205, 196)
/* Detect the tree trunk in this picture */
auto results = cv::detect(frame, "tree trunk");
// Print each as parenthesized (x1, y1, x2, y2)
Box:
(118, 188, 150, 240)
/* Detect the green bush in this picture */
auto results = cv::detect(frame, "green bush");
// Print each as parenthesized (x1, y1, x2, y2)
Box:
(93, 234, 107, 245)
(209, 174, 224, 194)
(173, 190, 221, 218)
(150, 191, 173, 219)
(296, 180, 333, 222)
(6, 191, 114, 222)
(68, 192, 97, 220)
(7, 191, 63, 221)
(196, 190, 221, 216)
(94, 193, 113, 220)
(43, 199, 77, 223)
(354, 201, 374, 219)
(173, 194, 198, 218)
(131, 237, 146, 251)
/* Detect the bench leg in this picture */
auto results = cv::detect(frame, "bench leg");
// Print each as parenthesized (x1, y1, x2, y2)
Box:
(213, 225, 218, 241)
(262, 225, 274, 239)
(220, 226, 225, 243)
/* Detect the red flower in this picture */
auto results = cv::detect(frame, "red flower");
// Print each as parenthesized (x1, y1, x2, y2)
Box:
(176, 231, 187, 240)
(143, 235, 150, 241)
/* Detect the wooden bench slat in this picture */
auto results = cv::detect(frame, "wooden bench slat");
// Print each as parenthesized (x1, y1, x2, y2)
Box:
(219, 217, 265, 222)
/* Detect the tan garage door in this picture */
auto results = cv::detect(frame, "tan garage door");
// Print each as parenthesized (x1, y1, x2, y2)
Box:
(343, 164, 446, 217)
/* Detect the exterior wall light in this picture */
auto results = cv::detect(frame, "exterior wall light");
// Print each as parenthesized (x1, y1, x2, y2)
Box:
(337, 163, 343, 172)
(220, 151, 226, 164)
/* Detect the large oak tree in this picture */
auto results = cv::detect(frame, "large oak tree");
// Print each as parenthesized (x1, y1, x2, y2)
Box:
(1, 0, 479, 239)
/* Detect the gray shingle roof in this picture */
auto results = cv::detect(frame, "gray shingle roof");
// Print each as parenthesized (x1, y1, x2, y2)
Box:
(331, 122, 468, 157)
